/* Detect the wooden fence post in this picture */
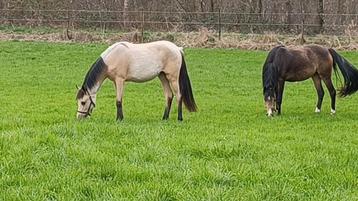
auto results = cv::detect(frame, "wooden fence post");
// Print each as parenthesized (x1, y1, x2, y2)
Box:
(218, 8, 222, 40)
(141, 10, 144, 43)
(66, 10, 72, 40)
(300, 2, 305, 44)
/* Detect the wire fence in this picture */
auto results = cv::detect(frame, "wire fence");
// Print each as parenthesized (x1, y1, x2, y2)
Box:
(1, 9, 358, 40)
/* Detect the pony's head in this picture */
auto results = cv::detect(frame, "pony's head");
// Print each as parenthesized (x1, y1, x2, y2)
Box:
(76, 86, 96, 119)
(262, 63, 278, 117)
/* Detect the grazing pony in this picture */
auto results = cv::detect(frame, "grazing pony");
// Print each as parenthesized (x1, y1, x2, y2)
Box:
(76, 41, 197, 121)
(262, 45, 358, 116)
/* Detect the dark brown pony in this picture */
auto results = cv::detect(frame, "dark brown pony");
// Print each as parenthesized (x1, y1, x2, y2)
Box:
(262, 45, 358, 116)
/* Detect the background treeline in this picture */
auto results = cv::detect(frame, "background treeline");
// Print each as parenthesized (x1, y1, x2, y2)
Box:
(0, 0, 357, 35)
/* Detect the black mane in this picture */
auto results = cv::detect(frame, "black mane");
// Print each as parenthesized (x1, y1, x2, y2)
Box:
(77, 57, 106, 99)
(262, 46, 282, 96)
(263, 63, 278, 92)
(83, 57, 106, 89)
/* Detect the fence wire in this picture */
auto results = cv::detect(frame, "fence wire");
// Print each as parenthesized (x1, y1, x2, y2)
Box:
(0, 9, 357, 37)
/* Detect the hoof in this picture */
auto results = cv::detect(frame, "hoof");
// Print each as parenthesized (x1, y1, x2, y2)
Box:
(315, 107, 321, 113)
(330, 109, 336, 115)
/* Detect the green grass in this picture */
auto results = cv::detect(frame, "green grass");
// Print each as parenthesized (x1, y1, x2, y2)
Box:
(0, 41, 357, 200)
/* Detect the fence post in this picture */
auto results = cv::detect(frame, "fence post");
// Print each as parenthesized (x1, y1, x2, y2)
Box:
(141, 10, 145, 43)
(99, 10, 105, 38)
(318, 0, 324, 33)
(300, 2, 305, 44)
(65, 10, 72, 40)
(218, 8, 222, 40)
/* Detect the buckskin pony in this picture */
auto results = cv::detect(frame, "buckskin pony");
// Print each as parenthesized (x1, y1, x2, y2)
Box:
(76, 41, 197, 121)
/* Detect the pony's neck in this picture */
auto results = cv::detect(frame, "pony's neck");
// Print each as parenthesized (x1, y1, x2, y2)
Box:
(87, 75, 106, 96)
(83, 57, 108, 96)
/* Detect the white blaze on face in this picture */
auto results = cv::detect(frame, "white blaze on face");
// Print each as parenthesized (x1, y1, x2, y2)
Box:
(265, 96, 275, 117)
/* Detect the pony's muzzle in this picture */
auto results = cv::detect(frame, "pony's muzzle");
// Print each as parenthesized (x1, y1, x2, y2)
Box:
(265, 100, 275, 117)
(266, 108, 274, 117)
(77, 113, 88, 119)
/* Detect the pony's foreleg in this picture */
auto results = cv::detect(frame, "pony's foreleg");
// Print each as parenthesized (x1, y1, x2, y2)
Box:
(276, 79, 285, 115)
(115, 79, 125, 121)
(312, 75, 324, 113)
(322, 78, 337, 114)
(159, 73, 173, 120)
(169, 78, 183, 121)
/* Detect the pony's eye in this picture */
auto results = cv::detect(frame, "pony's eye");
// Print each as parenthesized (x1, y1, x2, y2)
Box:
(81, 102, 86, 106)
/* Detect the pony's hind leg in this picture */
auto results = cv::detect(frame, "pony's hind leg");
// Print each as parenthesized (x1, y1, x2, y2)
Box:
(115, 79, 125, 121)
(159, 73, 173, 120)
(322, 77, 337, 114)
(312, 74, 324, 113)
(168, 77, 183, 121)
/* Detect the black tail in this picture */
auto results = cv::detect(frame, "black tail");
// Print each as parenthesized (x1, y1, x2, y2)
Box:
(329, 48, 358, 97)
(179, 53, 197, 112)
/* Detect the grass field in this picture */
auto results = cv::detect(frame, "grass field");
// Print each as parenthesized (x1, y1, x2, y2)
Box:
(0, 41, 357, 200)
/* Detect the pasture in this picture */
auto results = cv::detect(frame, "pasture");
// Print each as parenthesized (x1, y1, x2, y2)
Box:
(0, 41, 357, 200)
